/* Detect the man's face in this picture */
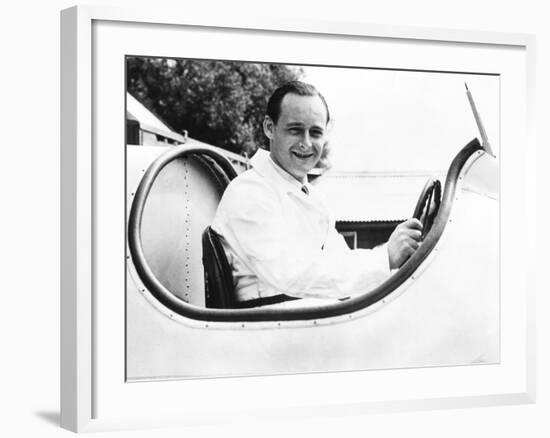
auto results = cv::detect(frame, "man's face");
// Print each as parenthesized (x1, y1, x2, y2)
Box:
(263, 93, 328, 182)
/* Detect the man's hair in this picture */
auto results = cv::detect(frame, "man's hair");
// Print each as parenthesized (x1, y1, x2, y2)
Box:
(266, 81, 330, 125)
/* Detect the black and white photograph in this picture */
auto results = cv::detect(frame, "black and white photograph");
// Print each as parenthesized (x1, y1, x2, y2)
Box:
(0, 0, 536, 435)
(125, 56, 500, 380)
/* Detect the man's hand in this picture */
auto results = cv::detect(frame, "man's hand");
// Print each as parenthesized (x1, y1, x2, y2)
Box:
(387, 218, 423, 270)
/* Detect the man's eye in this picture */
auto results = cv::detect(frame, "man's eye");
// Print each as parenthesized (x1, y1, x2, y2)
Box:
(288, 128, 301, 134)
(310, 130, 324, 138)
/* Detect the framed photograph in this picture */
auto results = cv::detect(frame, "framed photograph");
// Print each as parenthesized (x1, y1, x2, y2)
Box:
(61, 5, 536, 433)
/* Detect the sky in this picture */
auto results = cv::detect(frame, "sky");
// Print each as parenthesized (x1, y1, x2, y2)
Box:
(300, 65, 500, 173)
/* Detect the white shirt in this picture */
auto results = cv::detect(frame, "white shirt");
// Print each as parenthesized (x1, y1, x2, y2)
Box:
(211, 148, 391, 305)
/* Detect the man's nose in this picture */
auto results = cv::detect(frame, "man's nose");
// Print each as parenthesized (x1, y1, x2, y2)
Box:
(299, 133, 312, 148)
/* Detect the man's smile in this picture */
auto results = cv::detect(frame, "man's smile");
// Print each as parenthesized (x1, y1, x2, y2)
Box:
(291, 150, 315, 159)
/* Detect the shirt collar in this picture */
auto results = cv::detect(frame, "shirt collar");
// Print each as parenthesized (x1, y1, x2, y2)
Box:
(250, 148, 311, 194)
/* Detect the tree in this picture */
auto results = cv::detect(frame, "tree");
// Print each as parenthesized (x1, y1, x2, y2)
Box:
(126, 57, 303, 156)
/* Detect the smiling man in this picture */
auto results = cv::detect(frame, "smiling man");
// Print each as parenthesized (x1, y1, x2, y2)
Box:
(211, 81, 422, 308)
(264, 87, 327, 181)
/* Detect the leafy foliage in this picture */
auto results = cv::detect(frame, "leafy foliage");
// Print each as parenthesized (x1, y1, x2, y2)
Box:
(127, 57, 303, 156)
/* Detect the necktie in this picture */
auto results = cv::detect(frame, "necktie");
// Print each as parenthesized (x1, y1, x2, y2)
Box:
(301, 185, 309, 195)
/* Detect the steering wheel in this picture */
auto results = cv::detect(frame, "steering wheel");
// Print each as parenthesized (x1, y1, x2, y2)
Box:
(412, 178, 442, 240)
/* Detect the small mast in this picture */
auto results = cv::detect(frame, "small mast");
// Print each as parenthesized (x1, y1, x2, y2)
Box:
(465, 82, 495, 157)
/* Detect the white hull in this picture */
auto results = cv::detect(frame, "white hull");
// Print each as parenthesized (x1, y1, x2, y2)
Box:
(126, 145, 499, 380)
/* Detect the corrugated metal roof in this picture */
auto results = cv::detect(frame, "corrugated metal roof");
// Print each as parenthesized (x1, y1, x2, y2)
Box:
(312, 171, 445, 222)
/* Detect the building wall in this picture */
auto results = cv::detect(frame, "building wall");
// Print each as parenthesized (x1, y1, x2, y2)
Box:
(336, 221, 401, 249)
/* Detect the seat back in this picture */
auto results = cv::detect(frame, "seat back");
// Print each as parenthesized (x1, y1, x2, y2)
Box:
(202, 226, 236, 308)
(129, 146, 238, 308)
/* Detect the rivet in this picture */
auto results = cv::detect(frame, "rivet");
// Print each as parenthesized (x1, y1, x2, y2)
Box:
(241, 324, 245, 328)
(313, 321, 317, 325)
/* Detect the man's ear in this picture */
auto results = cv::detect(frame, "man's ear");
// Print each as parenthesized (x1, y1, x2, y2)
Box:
(263, 116, 274, 140)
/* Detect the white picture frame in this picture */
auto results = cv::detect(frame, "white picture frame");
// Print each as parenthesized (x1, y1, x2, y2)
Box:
(60, 5, 536, 433)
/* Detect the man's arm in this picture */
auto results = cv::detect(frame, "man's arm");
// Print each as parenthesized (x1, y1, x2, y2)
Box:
(214, 179, 394, 299)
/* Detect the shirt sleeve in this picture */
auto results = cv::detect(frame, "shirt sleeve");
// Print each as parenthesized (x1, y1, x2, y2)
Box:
(213, 177, 392, 299)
